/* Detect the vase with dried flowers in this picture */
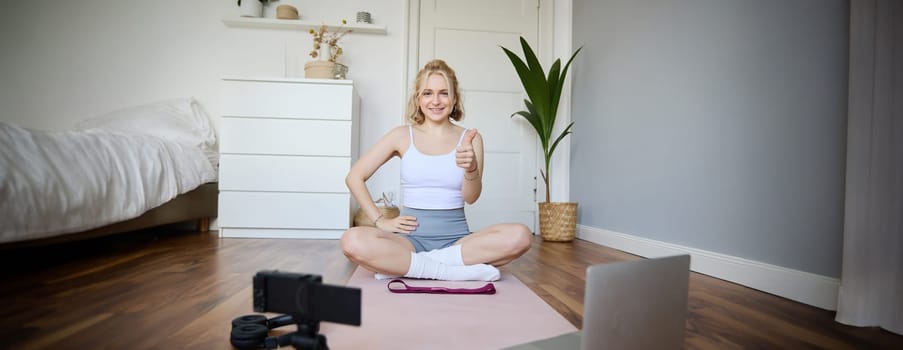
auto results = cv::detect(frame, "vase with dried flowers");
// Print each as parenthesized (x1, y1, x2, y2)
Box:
(304, 20, 352, 79)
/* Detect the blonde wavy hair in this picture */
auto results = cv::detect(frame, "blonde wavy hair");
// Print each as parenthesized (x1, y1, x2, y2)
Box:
(405, 59, 464, 125)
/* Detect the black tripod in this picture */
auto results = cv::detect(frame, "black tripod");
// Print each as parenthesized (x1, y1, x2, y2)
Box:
(230, 314, 330, 350)
(285, 314, 328, 350)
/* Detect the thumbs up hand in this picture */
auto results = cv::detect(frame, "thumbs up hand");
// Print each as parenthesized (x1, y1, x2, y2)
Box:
(456, 128, 479, 173)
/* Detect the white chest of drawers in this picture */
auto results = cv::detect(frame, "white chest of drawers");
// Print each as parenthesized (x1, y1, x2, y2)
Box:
(218, 77, 359, 239)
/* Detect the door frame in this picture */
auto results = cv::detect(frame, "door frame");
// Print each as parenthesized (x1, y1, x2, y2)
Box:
(402, 0, 575, 228)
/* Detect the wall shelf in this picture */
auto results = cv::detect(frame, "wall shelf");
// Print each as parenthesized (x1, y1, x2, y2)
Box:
(222, 17, 387, 35)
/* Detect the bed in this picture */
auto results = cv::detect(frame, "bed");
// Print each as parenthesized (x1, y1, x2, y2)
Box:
(0, 98, 219, 248)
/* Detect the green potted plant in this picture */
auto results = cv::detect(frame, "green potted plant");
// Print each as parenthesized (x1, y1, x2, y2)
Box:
(501, 37, 582, 242)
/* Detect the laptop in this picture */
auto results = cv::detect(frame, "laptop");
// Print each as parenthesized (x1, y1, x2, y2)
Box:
(504, 255, 691, 350)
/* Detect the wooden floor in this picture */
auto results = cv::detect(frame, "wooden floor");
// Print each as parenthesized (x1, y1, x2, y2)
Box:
(1, 228, 901, 349)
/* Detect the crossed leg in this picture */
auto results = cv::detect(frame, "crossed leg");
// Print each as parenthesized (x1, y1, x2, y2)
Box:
(455, 223, 533, 266)
(340, 226, 416, 276)
(340, 222, 533, 275)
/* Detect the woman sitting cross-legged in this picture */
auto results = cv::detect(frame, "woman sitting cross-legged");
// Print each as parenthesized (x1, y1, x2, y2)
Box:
(340, 59, 533, 281)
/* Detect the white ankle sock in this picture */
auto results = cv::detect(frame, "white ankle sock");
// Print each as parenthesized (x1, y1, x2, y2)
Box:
(374, 245, 466, 280)
(404, 252, 499, 281)
(423, 245, 465, 266)
(374, 272, 398, 280)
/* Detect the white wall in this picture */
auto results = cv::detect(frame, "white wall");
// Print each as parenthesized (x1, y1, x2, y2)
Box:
(570, 0, 848, 278)
(0, 0, 406, 196)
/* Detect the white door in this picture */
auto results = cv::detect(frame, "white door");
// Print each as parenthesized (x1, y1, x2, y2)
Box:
(417, 0, 541, 232)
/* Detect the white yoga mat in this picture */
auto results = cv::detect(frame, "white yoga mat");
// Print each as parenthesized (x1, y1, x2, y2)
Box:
(321, 267, 577, 350)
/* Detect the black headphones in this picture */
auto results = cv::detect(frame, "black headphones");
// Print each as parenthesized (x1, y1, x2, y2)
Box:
(230, 314, 327, 350)
(230, 314, 293, 349)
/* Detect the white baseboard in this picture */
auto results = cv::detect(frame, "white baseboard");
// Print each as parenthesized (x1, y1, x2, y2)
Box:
(577, 225, 839, 310)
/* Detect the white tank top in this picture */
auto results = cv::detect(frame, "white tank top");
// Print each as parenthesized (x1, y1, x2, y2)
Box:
(401, 125, 468, 209)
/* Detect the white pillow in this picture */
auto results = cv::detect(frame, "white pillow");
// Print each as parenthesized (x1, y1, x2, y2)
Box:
(75, 98, 216, 152)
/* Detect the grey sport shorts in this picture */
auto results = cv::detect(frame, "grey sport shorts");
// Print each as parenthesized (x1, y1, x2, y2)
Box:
(401, 207, 471, 252)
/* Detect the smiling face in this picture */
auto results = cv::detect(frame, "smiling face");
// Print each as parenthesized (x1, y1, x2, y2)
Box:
(418, 73, 454, 123)
(406, 59, 464, 125)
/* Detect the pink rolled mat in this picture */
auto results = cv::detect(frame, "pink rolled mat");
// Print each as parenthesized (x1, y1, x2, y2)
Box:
(320, 267, 577, 350)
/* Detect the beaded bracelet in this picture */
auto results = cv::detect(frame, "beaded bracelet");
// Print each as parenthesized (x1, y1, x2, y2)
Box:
(373, 214, 384, 226)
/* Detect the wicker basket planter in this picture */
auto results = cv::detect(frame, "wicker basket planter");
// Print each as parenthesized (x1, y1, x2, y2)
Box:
(538, 202, 578, 242)
(304, 60, 336, 79)
(353, 206, 400, 228)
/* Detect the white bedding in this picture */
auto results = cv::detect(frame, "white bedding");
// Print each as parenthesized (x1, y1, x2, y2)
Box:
(0, 122, 217, 243)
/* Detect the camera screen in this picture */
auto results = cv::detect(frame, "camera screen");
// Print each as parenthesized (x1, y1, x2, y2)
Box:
(253, 270, 361, 326)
